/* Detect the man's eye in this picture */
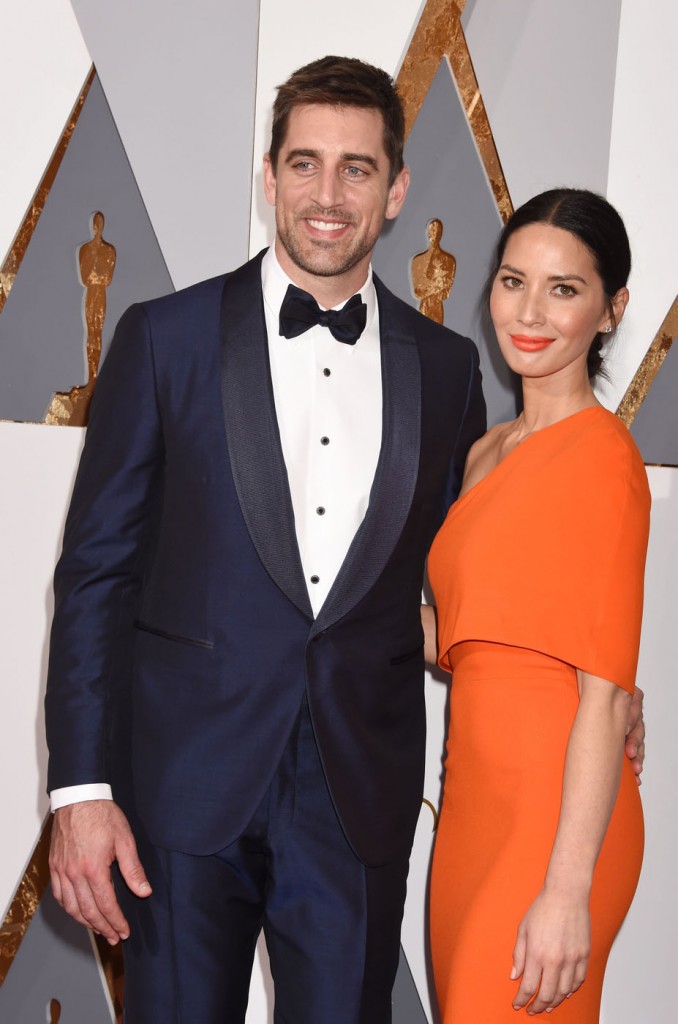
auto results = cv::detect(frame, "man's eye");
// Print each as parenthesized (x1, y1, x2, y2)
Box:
(294, 161, 314, 172)
(345, 166, 366, 177)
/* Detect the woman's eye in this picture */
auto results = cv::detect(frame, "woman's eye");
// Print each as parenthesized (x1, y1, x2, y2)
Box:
(500, 275, 522, 289)
(554, 284, 577, 296)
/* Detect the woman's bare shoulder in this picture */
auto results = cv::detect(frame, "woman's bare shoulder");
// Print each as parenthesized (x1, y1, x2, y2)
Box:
(460, 420, 516, 493)
(465, 420, 515, 466)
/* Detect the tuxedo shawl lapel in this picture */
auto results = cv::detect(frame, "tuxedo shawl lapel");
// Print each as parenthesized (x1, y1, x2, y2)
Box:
(219, 252, 313, 621)
(311, 276, 421, 637)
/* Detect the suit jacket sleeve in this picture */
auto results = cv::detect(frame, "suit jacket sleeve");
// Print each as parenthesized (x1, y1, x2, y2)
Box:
(443, 341, 486, 512)
(45, 303, 164, 792)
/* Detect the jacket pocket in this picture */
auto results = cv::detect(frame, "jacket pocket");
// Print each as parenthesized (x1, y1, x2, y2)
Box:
(134, 619, 214, 650)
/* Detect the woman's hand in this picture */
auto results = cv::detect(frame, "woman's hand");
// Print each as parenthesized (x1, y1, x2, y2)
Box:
(511, 885, 590, 1014)
(509, 671, 628, 1013)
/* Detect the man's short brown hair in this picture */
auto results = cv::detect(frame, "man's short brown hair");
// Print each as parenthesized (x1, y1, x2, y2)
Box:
(269, 55, 405, 185)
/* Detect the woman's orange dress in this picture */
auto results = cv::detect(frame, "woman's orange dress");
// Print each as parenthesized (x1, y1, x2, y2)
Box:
(427, 407, 650, 1022)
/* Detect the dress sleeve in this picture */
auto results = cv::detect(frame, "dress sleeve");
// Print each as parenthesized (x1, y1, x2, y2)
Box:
(429, 413, 651, 692)
(570, 431, 650, 691)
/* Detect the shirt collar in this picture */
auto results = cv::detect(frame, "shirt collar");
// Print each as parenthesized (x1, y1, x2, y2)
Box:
(261, 245, 377, 330)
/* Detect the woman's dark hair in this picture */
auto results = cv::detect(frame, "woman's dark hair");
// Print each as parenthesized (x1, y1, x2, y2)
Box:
(486, 188, 631, 378)
(269, 55, 405, 186)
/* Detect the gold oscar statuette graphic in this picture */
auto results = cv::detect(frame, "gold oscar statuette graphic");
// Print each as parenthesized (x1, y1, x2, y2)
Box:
(45, 211, 116, 426)
(411, 218, 457, 324)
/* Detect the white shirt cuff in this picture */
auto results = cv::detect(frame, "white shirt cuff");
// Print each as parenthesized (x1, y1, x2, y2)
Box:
(50, 783, 113, 811)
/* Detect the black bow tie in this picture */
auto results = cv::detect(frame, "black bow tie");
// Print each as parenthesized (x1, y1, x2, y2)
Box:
(279, 284, 367, 345)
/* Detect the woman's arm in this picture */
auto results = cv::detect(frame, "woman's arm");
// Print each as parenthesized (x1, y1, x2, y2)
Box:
(421, 603, 438, 666)
(510, 671, 631, 1014)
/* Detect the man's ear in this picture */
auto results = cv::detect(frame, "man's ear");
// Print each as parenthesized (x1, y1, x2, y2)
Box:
(385, 165, 410, 221)
(263, 154, 277, 208)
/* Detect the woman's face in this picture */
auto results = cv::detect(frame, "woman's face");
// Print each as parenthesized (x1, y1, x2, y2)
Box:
(489, 222, 624, 383)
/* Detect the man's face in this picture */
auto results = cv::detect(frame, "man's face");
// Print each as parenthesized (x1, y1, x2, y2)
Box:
(264, 104, 409, 294)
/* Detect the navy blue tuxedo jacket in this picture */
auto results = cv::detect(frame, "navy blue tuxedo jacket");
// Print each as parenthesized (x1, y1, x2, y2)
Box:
(45, 250, 485, 866)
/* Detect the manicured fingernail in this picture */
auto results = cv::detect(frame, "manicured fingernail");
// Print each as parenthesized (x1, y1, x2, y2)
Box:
(510, 967, 518, 980)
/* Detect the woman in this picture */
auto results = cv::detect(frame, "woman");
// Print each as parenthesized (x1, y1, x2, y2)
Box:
(425, 188, 650, 1021)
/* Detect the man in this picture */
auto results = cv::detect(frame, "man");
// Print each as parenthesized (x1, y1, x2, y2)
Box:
(45, 56, 644, 1022)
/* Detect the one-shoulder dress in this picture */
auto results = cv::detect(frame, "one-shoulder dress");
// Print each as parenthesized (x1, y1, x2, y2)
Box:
(427, 407, 650, 1022)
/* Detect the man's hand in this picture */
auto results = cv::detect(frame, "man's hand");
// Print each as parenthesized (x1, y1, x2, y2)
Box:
(625, 686, 645, 784)
(49, 800, 151, 944)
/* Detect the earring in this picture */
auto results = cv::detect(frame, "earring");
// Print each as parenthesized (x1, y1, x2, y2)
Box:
(605, 324, 612, 334)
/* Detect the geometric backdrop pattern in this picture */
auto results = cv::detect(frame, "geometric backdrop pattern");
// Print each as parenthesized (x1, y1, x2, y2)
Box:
(0, 891, 113, 1023)
(0, 74, 173, 423)
(627, 296, 678, 465)
(1, 0, 677, 1021)
(374, 58, 517, 428)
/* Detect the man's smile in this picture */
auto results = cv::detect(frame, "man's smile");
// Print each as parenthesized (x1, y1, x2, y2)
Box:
(306, 218, 350, 232)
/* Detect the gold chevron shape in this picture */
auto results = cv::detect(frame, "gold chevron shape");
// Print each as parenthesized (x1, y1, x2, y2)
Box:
(616, 293, 678, 431)
(0, 68, 95, 315)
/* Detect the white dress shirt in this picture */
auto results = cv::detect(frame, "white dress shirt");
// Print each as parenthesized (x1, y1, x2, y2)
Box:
(263, 246, 382, 615)
(50, 247, 383, 810)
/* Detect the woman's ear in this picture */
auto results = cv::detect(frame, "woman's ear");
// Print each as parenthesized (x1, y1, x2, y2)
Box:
(607, 286, 630, 332)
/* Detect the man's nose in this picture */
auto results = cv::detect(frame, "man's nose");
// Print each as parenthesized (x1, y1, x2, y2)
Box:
(311, 166, 346, 210)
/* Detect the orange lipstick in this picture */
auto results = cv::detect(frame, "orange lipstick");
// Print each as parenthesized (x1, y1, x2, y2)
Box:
(510, 334, 555, 352)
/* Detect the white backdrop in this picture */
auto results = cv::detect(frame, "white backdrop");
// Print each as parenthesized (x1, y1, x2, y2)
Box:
(0, 425, 83, 911)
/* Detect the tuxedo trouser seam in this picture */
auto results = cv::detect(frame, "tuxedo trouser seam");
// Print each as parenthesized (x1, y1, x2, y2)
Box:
(358, 865, 369, 1021)
(165, 851, 182, 1024)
